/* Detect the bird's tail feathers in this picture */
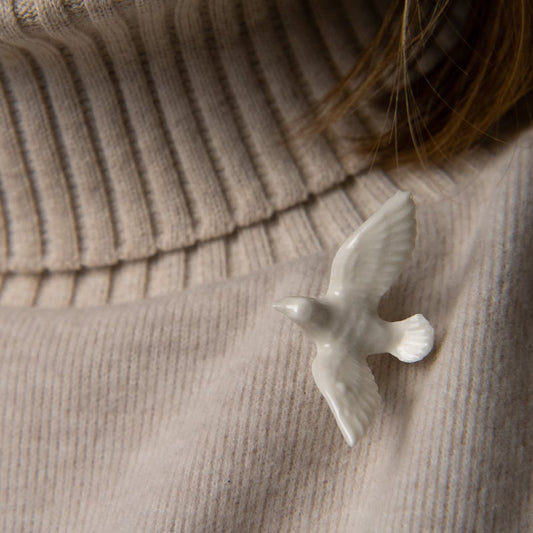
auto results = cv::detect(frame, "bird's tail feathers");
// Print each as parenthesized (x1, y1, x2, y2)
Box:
(388, 314, 434, 363)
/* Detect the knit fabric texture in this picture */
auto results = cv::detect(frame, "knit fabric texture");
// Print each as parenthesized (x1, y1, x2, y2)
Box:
(0, 0, 531, 531)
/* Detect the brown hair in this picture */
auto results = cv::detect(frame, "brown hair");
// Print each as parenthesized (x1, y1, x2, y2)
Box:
(309, 0, 533, 167)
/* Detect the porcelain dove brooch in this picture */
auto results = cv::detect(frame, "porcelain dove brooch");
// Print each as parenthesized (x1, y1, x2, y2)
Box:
(273, 191, 434, 447)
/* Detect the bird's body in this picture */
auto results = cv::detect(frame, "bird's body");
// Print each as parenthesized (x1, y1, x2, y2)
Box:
(274, 191, 434, 446)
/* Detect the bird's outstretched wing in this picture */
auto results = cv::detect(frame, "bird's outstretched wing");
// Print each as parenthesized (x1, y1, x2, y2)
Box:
(312, 353, 381, 447)
(327, 191, 415, 303)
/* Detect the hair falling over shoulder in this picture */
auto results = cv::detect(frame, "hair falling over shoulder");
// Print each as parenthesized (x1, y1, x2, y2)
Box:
(308, 0, 533, 168)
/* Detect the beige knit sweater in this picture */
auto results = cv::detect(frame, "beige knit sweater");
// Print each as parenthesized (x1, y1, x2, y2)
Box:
(0, 1, 531, 531)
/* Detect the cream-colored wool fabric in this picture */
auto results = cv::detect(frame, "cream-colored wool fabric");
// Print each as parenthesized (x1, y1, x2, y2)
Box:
(0, 0, 531, 531)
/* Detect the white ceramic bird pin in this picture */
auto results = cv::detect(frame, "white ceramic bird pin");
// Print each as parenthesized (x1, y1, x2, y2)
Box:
(273, 191, 434, 447)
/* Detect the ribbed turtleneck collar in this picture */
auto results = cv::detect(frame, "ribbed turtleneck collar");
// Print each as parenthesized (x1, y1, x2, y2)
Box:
(0, 0, 381, 275)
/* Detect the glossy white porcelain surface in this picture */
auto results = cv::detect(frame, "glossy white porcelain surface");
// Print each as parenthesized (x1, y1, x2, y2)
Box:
(274, 191, 434, 446)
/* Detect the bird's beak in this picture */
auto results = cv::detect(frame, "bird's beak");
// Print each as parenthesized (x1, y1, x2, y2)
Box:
(272, 298, 293, 316)
(272, 300, 283, 310)
(272, 297, 314, 326)
(273, 296, 330, 338)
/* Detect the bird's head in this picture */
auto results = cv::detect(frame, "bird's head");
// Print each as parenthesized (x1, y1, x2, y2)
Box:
(273, 296, 331, 341)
